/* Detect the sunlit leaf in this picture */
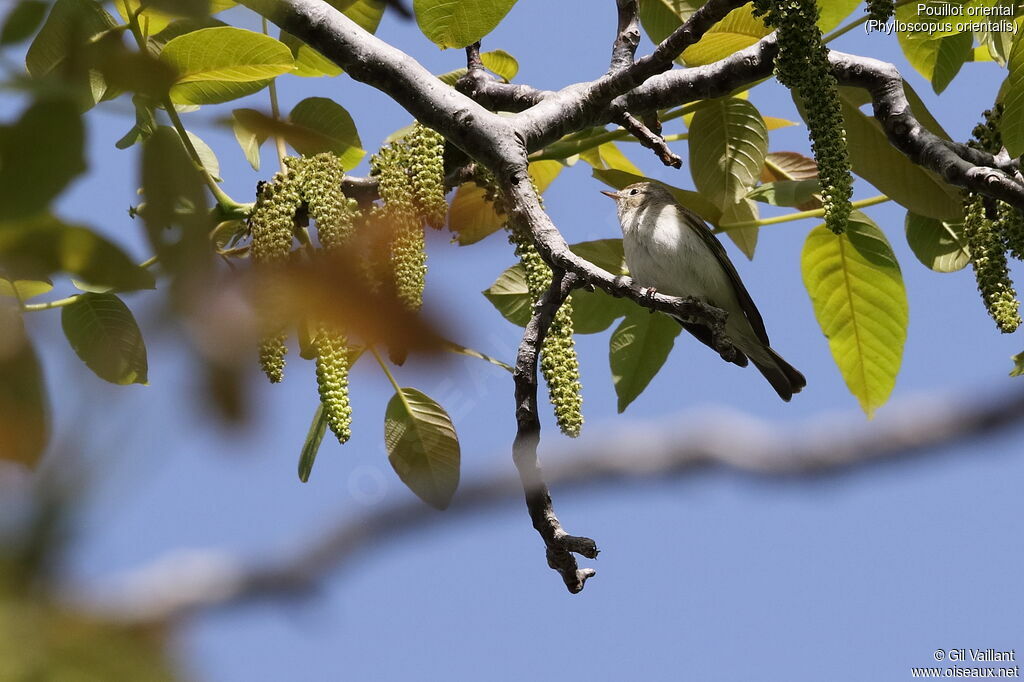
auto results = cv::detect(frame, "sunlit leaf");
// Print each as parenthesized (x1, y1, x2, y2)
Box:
(0, 277, 52, 300)
(802, 212, 908, 416)
(298, 403, 328, 482)
(287, 97, 365, 168)
(414, 0, 519, 49)
(681, 5, 770, 67)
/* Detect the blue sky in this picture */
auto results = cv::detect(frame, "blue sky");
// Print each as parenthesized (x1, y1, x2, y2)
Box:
(3, 2, 1023, 680)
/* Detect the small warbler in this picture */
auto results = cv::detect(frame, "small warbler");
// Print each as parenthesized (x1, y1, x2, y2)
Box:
(602, 182, 806, 401)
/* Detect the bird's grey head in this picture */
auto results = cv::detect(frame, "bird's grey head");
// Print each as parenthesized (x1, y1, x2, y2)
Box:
(601, 182, 675, 214)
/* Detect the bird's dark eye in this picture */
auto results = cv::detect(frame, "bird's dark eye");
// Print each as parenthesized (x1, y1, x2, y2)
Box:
(629, 188, 639, 196)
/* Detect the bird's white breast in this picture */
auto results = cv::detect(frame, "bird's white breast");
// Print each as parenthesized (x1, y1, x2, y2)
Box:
(620, 202, 732, 306)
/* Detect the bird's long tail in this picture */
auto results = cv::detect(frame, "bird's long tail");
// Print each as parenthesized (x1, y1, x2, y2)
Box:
(750, 346, 806, 402)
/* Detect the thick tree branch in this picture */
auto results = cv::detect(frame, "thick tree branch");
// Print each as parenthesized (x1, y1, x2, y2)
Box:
(512, 268, 596, 593)
(77, 388, 1024, 622)
(609, 0, 641, 72)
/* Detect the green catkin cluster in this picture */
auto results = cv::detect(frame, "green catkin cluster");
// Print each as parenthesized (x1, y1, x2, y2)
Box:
(961, 106, 1022, 333)
(963, 194, 1021, 333)
(313, 327, 354, 444)
(866, 0, 894, 23)
(295, 153, 361, 250)
(406, 124, 448, 229)
(753, 0, 853, 235)
(249, 167, 303, 382)
(508, 225, 583, 437)
(371, 144, 427, 310)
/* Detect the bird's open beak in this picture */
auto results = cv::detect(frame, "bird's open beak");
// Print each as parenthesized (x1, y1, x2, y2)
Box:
(600, 190, 619, 200)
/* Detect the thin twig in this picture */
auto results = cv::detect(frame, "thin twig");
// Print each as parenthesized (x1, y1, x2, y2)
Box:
(615, 111, 682, 168)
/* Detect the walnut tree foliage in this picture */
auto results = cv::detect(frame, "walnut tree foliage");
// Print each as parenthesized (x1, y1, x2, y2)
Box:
(2, 0, 1024, 610)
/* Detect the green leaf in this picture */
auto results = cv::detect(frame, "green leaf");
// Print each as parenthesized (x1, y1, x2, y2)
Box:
(344, 0, 387, 34)
(688, 97, 768, 209)
(592, 168, 723, 224)
(186, 130, 221, 181)
(897, 30, 972, 94)
(0, 216, 155, 291)
(482, 263, 531, 326)
(747, 179, 821, 207)
(831, 88, 962, 221)
(480, 49, 519, 81)
(25, 0, 115, 78)
(287, 97, 365, 169)
(281, 29, 343, 78)
(442, 340, 513, 372)
(298, 403, 328, 482)
(0, 98, 86, 221)
(414, 0, 519, 49)
(116, 0, 236, 35)
(0, 277, 52, 300)
(0, 308, 48, 467)
(1001, 30, 1024, 156)
(61, 293, 148, 385)
(160, 27, 294, 104)
(801, 212, 908, 416)
(719, 197, 759, 259)
(483, 240, 630, 333)
(637, 0, 701, 45)
(1, 1, 48, 46)
(761, 151, 818, 182)
(385, 387, 460, 510)
(231, 108, 267, 170)
(609, 308, 682, 413)
(1011, 351, 1024, 377)
(688, 97, 768, 256)
(904, 211, 971, 272)
(817, 0, 862, 32)
(681, 5, 770, 66)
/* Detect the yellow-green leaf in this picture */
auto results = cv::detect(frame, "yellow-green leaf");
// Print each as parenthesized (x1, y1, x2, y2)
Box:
(25, 0, 115, 78)
(898, 30, 972, 94)
(801, 212, 908, 416)
(385, 387, 460, 510)
(116, 0, 236, 36)
(1001, 28, 1024, 155)
(414, 0, 519, 49)
(638, 0, 701, 45)
(833, 88, 962, 221)
(0, 277, 52, 300)
(298, 403, 328, 482)
(681, 5, 770, 66)
(161, 26, 293, 104)
(61, 293, 148, 385)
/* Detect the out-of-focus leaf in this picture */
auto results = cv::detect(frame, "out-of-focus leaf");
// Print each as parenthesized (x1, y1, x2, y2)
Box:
(802, 212, 908, 416)
(0, 277, 52, 300)
(818, 0, 862, 32)
(0, 307, 48, 468)
(281, 29, 343, 78)
(0, 98, 85, 221)
(26, 0, 115, 78)
(904, 211, 971, 272)
(1, 1, 48, 45)
(141, 127, 210, 277)
(414, 0, 519, 49)
(449, 183, 504, 246)
(385, 387, 460, 510)
(116, 0, 236, 36)
(61, 293, 148, 385)
(231, 108, 267, 170)
(298, 403, 328, 482)
(1011, 351, 1024, 377)
(0, 216, 154, 291)
(609, 307, 682, 413)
